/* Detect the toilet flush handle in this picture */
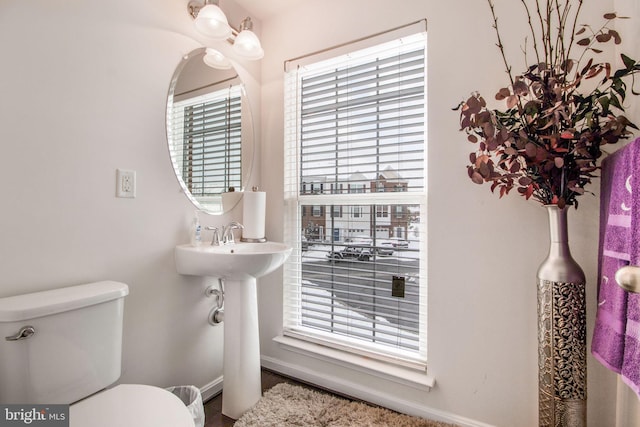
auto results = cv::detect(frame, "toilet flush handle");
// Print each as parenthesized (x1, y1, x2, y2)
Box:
(5, 325, 35, 341)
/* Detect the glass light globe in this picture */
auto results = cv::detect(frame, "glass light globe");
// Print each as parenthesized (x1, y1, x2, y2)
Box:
(233, 29, 264, 60)
(195, 4, 232, 40)
(203, 48, 232, 70)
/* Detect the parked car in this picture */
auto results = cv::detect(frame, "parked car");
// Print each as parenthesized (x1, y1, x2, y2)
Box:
(326, 246, 372, 262)
(356, 249, 372, 261)
(342, 245, 372, 261)
(391, 239, 409, 248)
(376, 242, 394, 256)
(326, 251, 345, 261)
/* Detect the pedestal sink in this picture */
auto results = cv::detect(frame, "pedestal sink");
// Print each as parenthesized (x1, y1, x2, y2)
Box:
(175, 241, 291, 419)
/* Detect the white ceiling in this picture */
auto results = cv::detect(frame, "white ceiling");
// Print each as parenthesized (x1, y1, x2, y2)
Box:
(232, 0, 299, 21)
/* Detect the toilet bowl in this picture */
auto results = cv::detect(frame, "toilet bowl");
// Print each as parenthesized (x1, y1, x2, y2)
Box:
(70, 384, 194, 427)
(0, 281, 195, 427)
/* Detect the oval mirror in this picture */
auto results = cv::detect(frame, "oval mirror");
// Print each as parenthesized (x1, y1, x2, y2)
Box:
(166, 47, 254, 215)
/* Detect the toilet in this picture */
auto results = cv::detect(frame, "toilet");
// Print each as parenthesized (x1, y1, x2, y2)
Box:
(0, 281, 195, 427)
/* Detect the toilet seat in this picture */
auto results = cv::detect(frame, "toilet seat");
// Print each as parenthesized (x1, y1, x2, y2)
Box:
(70, 384, 195, 427)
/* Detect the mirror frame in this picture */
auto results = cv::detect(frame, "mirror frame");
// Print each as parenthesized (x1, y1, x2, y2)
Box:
(166, 47, 254, 215)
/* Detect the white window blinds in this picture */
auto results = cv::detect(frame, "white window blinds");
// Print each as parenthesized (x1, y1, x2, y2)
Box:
(283, 29, 428, 370)
(169, 85, 243, 197)
(299, 48, 425, 193)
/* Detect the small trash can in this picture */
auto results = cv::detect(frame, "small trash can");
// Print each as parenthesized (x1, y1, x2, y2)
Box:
(166, 385, 205, 427)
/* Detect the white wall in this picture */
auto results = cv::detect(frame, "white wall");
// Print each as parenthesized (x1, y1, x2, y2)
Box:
(0, 0, 631, 425)
(257, 1, 622, 426)
(0, 0, 262, 400)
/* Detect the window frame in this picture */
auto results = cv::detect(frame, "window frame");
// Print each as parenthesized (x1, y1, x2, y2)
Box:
(283, 27, 428, 371)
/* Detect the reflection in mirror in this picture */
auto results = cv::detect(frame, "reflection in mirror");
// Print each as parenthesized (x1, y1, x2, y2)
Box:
(167, 48, 254, 215)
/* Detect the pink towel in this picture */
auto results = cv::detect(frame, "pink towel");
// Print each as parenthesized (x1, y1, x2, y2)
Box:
(592, 137, 640, 397)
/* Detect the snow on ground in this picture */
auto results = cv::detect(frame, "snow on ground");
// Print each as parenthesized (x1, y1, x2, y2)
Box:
(301, 281, 419, 347)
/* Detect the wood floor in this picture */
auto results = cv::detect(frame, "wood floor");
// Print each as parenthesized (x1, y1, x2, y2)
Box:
(203, 369, 305, 427)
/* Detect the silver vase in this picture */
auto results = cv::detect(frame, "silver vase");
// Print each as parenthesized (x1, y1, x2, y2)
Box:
(537, 205, 587, 427)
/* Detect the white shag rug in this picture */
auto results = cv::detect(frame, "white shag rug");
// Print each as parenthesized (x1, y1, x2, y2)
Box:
(234, 383, 459, 427)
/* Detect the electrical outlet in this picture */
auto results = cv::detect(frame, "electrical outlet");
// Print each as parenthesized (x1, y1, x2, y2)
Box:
(116, 169, 136, 198)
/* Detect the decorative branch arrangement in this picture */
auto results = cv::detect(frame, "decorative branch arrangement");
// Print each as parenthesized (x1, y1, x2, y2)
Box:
(455, 0, 640, 208)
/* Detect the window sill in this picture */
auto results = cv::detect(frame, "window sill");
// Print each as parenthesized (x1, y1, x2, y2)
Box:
(273, 335, 435, 392)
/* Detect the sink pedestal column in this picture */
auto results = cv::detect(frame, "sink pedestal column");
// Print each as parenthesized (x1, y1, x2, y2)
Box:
(221, 277, 262, 419)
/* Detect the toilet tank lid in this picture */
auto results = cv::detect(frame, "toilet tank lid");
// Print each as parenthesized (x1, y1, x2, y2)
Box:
(0, 281, 129, 322)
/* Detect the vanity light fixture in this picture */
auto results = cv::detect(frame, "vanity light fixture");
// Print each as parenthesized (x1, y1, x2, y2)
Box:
(188, 0, 264, 61)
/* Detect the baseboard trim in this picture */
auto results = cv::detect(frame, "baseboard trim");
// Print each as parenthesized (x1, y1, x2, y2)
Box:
(261, 355, 495, 427)
(199, 375, 223, 402)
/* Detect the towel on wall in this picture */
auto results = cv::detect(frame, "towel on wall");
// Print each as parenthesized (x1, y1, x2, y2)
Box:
(592, 137, 640, 398)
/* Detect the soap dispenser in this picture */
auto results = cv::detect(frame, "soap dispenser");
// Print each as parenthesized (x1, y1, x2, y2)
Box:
(190, 211, 202, 246)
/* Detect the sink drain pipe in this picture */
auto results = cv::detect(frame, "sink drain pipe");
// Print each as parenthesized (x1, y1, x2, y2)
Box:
(205, 278, 224, 325)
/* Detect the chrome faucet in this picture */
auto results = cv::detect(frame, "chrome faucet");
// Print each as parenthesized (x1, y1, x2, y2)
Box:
(206, 226, 221, 246)
(222, 221, 244, 245)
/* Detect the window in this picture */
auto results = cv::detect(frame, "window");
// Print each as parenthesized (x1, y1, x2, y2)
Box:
(376, 205, 389, 218)
(169, 85, 243, 201)
(283, 28, 427, 370)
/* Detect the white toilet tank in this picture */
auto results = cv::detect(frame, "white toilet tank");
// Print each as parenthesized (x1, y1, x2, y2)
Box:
(0, 281, 129, 404)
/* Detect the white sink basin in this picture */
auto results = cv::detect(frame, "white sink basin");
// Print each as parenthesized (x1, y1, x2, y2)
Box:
(175, 241, 292, 280)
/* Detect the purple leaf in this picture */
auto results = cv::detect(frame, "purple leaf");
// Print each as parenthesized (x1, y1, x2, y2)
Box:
(554, 157, 564, 168)
(495, 88, 511, 100)
(525, 143, 537, 158)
